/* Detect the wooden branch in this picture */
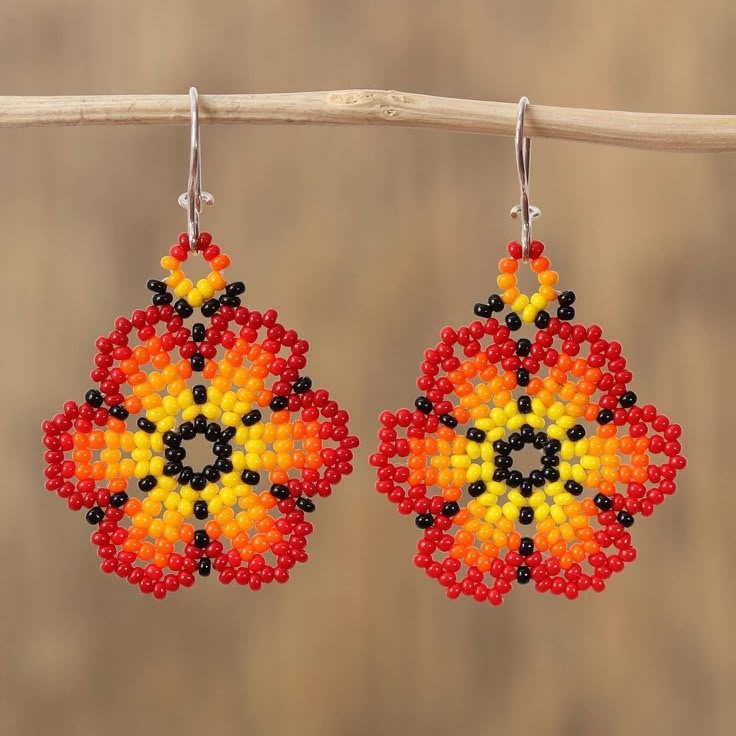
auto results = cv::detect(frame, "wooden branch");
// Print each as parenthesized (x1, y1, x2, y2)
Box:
(0, 90, 734, 152)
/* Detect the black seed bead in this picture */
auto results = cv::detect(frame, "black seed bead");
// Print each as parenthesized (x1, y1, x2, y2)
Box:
(109, 492, 129, 508)
(505, 313, 522, 331)
(293, 377, 313, 394)
(597, 409, 615, 425)
(235, 471, 259, 489)
(442, 501, 460, 517)
(529, 470, 545, 487)
(507, 470, 523, 488)
(174, 299, 194, 318)
(137, 417, 156, 433)
(215, 458, 233, 473)
(201, 299, 221, 317)
(198, 556, 211, 576)
(467, 427, 487, 443)
(415, 513, 434, 529)
(212, 442, 232, 458)
(487, 294, 504, 313)
(138, 475, 157, 492)
(617, 510, 635, 528)
(190, 354, 206, 371)
(146, 279, 167, 294)
(220, 427, 235, 442)
(533, 432, 549, 450)
(219, 295, 241, 308)
(558, 290, 576, 307)
(474, 302, 493, 318)
(178, 467, 193, 485)
(270, 483, 290, 500)
(520, 479, 534, 497)
(516, 367, 530, 387)
(270, 396, 288, 412)
(85, 389, 104, 408)
(534, 310, 551, 329)
(152, 292, 173, 306)
(226, 281, 246, 296)
(203, 465, 221, 483)
(296, 497, 316, 513)
(468, 481, 486, 497)
(516, 338, 531, 357)
(516, 565, 531, 584)
(163, 461, 183, 477)
(192, 323, 206, 342)
(517, 395, 532, 414)
(179, 422, 196, 440)
(519, 537, 535, 557)
(494, 455, 513, 469)
(192, 385, 207, 405)
(544, 439, 561, 455)
(414, 396, 433, 414)
(439, 414, 458, 428)
(508, 433, 524, 451)
(193, 500, 209, 520)
(540, 454, 560, 467)
(194, 415, 207, 434)
(519, 507, 535, 525)
(565, 480, 583, 496)
(163, 429, 182, 446)
(191, 474, 207, 491)
(109, 404, 129, 420)
(557, 306, 575, 321)
(85, 507, 105, 524)
(493, 440, 511, 456)
(520, 425, 535, 443)
(204, 423, 221, 442)
(620, 391, 638, 408)
(567, 425, 586, 441)
(543, 468, 560, 482)
(243, 410, 262, 427)
(492, 468, 509, 482)
(165, 447, 186, 462)
(593, 493, 613, 511)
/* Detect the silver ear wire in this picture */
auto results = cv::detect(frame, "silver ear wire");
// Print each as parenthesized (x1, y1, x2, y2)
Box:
(509, 97, 541, 262)
(177, 87, 214, 254)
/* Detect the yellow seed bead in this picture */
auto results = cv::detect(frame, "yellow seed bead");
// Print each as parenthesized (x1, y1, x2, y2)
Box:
(550, 505, 566, 524)
(511, 294, 530, 313)
(178, 499, 194, 517)
(554, 492, 574, 507)
(507, 491, 526, 507)
(156, 416, 176, 434)
(177, 390, 194, 408)
(481, 463, 495, 482)
(134, 461, 150, 478)
(181, 405, 200, 422)
(200, 484, 218, 502)
(197, 278, 215, 299)
(233, 401, 251, 415)
(485, 506, 503, 523)
(245, 453, 262, 471)
(150, 456, 165, 476)
(162, 396, 178, 415)
(557, 415, 575, 430)
(560, 441, 575, 460)
(521, 304, 538, 323)
(219, 488, 237, 506)
(165, 492, 180, 509)
(157, 476, 178, 492)
(221, 391, 237, 412)
(504, 401, 519, 418)
(466, 443, 481, 461)
(180, 486, 198, 501)
(488, 427, 505, 442)
(147, 407, 167, 423)
(131, 448, 151, 463)
(202, 403, 221, 421)
(574, 439, 589, 456)
(208, 496, 224, 514)
(221, 411, 241, 427)
(507, 413, 525, 431)
(466, 464, 482, 483)
(187, 288, 204, 307)
(527, 414, 545, 429)
(531, 398, 546, 416)
(530, 292, 548, 310)
(148, 487, 166, 502)
(489, 409, 507, 427)
(581, 454, 601, 470)
(534, 503, 550, 521)
(529, 491, 546, 508)
(174, 278, 193, 298)
(571, 465, 587, 483)
(558, 462, 571, 481)
(547, 425, 566, 441)
(547, 402, 565, 421)
(475, 418, 493, 431)
(502, 502, 520, 520)
(220, 471, 240, 488)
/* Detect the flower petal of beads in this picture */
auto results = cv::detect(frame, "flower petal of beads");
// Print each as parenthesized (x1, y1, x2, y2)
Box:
(43, 233, 358, 599)
(372, 240, 684, 605)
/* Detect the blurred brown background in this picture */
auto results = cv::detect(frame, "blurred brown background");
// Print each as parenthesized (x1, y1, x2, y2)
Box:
(1, 1, 734, 735)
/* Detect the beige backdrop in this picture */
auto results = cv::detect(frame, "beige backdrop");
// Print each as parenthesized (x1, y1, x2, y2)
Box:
(1, 2, 734, 735)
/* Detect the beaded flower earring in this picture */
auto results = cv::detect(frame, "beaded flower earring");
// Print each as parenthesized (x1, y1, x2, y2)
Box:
(41, 89, 358, 599)
(370, 98, 685, 605)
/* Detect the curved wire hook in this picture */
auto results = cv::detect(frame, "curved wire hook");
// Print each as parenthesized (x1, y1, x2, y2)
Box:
(178, 87, 214, 254)
(509, 96, 541, 262)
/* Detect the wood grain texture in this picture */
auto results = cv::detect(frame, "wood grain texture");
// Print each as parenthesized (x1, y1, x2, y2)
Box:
(1, 91, 735, 151)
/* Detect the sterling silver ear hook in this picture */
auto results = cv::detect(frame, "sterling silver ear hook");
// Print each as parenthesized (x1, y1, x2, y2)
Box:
(178, 87, 214, 254)
(509, 96, 541, 262)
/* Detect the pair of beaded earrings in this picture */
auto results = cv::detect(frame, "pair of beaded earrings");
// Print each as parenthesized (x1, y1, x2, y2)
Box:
(42, 91, 685, 603)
